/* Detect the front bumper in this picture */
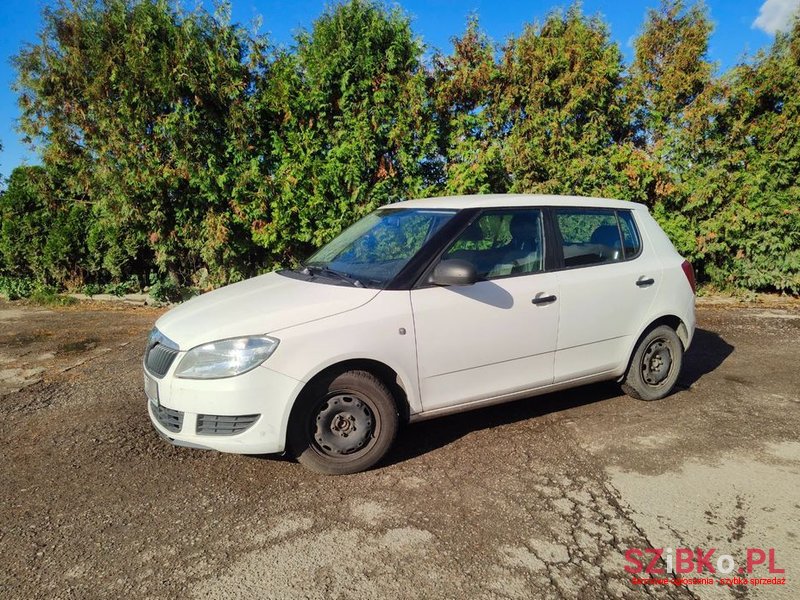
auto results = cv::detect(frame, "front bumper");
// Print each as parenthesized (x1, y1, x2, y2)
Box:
(145, 362, 304, 455)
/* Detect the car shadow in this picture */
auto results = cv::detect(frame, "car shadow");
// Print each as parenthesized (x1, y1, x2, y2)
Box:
(448, 280, 514, 309)
(677, 327, 734, 388)
(385, 327, 734, 467)
(385, 381, 619, 467)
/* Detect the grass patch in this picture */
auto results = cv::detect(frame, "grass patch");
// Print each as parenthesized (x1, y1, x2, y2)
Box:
(27, 287, 78, 307)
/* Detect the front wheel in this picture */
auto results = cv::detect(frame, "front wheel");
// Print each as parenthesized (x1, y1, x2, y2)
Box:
(621, 325, 684, 401)
(288, 370, 399, 475)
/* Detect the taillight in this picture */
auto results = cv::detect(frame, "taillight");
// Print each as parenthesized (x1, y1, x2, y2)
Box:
(681, 260, 696, 294)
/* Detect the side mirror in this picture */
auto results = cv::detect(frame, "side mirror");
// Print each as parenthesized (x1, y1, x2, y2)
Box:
(429, 259, 479, 286)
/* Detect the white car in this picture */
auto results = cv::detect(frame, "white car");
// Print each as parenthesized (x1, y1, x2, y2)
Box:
(144, 195, 695, 474)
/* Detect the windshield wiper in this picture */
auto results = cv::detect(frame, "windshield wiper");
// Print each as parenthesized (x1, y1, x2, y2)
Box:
(301, 265, 365, 288)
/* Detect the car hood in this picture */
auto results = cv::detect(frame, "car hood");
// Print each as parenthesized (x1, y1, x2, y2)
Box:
(154, 272, 380, 349)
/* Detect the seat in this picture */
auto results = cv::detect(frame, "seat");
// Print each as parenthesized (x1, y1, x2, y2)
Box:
(589, 225, 622, 261)
(496, 214, 543, 274)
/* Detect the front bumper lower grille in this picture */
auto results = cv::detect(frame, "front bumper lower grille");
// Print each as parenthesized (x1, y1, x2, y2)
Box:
(151, 400, 184, 433)
(196, 414, 260, 436)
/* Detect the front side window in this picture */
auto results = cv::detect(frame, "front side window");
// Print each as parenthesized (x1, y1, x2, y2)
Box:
(443, 209, 545, 279)
(554, 208, 641, 267)
(306, 208, 455, 287)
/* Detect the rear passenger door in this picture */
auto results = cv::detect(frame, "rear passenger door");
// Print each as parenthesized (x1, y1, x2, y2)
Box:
(552, 207, 660, 382)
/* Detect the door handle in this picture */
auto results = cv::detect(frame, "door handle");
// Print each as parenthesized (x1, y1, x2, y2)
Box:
(636, 277, 655, 287)
(531, 294, 557, 305)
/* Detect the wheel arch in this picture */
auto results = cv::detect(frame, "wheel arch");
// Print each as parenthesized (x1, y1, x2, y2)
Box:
(643, 315, 689, 347)
(619, 314, 689, 381)
(288, 358, 412, 430)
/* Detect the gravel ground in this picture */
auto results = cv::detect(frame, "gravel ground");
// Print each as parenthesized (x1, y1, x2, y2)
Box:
(0, 298, 798, 599)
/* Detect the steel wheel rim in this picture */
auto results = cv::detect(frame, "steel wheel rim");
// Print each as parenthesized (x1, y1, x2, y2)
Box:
(311, 392, 378, 458)
(641, 337, 673, 386)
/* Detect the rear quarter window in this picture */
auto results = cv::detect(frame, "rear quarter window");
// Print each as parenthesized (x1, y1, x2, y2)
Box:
(617, 210, 642, 258)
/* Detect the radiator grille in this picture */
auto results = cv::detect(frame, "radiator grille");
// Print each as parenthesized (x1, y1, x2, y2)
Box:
(144, 330, 179, 378)
(196, 414, 260, 436)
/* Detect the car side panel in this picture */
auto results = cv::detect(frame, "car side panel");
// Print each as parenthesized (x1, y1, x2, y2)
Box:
(410, 273, 560, 411)
(633, 211, 696, 349)
(265, 290, 423, 414)
(553, 208, 663, 381)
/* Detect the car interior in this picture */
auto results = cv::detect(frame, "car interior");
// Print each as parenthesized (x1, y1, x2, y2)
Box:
(445, 210, 635, 278)
(562, 224, 624, 267)
(446, 212, 544, 278)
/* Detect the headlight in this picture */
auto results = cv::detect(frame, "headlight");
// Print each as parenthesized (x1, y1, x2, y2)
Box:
(174, 336, 279, 379)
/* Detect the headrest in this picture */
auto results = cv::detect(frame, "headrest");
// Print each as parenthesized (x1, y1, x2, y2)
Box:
(460, 221, 485, 242)
(590, 225, 621, 247)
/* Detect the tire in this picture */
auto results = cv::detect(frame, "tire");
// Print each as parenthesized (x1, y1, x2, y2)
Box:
(288, 370, 399, 475)
(621, 325, 684, 401)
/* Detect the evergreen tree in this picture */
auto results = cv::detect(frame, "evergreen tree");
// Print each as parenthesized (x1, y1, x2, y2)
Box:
(14, 0, 271, 287)
(266, 0, 438, 258)
(431, 18, 507, 195)
(629, 0, 714, 146)
(682, 18, 800, 292)
(498, 7, 633, 197)
(5, 0, 798, 294)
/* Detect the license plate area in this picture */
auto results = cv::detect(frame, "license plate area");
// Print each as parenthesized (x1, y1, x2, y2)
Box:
(144, 373, 159, 404)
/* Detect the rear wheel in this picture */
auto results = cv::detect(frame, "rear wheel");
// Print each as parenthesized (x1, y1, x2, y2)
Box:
(288, 370, 399, 475)
(621, 325, 683, 401)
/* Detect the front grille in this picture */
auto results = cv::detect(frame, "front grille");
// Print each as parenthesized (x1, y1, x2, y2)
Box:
(144, 330, 179, 378)
(145, 343, 179, 377)
(151, 400, 184, 433)
(196, 414, 260, 436)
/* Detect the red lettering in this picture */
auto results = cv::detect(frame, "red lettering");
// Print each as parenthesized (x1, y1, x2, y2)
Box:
(625, 548, 644, 574)
(676, 548, 695, 574)
(768, 549, 785, 574)
(646, 548, 665, 574)
(694, 548, 716, 573)
(746, 548, 766, 573)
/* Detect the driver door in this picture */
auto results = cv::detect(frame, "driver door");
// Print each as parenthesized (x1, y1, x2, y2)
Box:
(410, 208, 560, 411)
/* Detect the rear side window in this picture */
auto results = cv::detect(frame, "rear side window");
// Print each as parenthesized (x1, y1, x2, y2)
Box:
(554, 208, 641, 268)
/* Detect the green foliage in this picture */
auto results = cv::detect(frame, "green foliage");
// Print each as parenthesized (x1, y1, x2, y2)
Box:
(147, 273, 192, 303)
(499, 7, 632, 196)
(0, 275, 36, 300)
(636, 2, 800, 293)
(629, 0, 713, 142)
(0, 167, 45, 277)
(14, 0, 270, 287)
(102, 276, 141, 297)
(264, 0, 438, 259)
(2, 0, 797, 296)
(0, 275, 76, 305)
(682, 20, 800, 293)
(78, 283, 104, 296)
(0, 165, 88, 285)
(431, 18, 507, 194)
(28, 285, 78, 307)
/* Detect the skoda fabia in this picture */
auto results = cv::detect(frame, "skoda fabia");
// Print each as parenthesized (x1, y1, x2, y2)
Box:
(144, 195, 696, 474)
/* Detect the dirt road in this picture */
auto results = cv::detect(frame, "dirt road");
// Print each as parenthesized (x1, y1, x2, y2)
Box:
(1, 299, 798, 599)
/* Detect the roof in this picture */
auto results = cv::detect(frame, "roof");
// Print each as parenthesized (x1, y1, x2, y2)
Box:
(384, 194, 647, 211)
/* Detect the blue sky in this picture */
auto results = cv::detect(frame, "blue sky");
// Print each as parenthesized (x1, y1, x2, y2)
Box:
(0, 0, 794, 175)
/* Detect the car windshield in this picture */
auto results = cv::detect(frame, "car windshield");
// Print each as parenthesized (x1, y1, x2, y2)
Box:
(304, 208, 456, 287)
